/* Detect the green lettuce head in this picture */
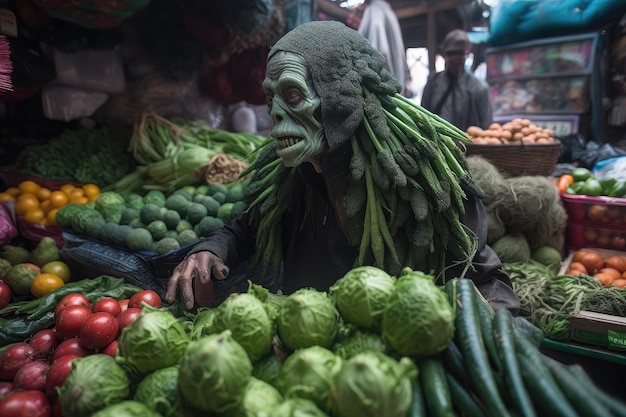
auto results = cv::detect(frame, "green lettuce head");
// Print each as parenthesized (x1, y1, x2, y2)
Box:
(381, 268, 455, 357)
(332, 351, 417, 417)
(213, 293, 274, 362)
(228, 376, 284, 417)
(277, 346, 342, 413)
(58, 354, 130, 417)
(133, 366, 181, 417)
(178, 330, 253, 414)
(117, 308, 190, 375)
(276, 288, 339, 350)
(91, 400, 161, 417)
(329, 266, 396, 330)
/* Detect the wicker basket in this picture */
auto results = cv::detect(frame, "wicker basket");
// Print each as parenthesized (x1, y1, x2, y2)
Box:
(464, 139, 561, 177)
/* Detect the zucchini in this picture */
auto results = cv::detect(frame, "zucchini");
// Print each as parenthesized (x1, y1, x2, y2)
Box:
(493, 308, 536, 417)
(409, 378, 428, 417)
(454, 279, 511, 417)
(445, 369, 488, 417)
(517, 354, 578, 417)
(419, 357, 454, 417)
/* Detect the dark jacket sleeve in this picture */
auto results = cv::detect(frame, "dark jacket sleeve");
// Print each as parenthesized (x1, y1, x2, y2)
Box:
(445, 196, 521, 315)
(187, 212, 256, 267)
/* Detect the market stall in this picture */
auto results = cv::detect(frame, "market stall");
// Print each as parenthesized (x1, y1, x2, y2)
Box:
(2, 0, 626, 416)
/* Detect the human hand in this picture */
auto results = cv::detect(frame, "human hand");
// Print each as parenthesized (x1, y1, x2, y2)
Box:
(165, 251, 230, 310)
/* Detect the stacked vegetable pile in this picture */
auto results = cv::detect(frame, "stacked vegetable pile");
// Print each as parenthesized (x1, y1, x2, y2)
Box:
(467, 155, 567, 264)
(55, 183, 246, 255)
(465, 118, 556, 145)
(13, 266, 624, 417)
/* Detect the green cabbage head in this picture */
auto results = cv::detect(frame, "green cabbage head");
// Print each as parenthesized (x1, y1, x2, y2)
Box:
(260, 398, 330, 417)
(190, 307, 218, 340)
(133, 366, 181, 417)
(178, 329, 253, 414)
(117, 308, 190, 375)
(332, 330, 387, 360)
(381, 268, 455, 357)
(91, 400, 161, 417)
(277, 288, 339, 350)
(58, 354, 130, 417)
(277, 346, 342, 413)
(252, 352, 283, 388)
(213, 293, 274, 362)
(229, 376, 284, 417)
(329, 266, 395, 330)
(332, 351, 417, 417)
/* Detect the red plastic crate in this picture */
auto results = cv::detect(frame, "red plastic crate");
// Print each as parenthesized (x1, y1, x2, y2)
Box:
(566, 219, 626, 251)
(560, 193, 626, 223)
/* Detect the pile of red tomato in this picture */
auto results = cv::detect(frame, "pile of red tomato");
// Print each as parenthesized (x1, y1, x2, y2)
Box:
(0, 289, 162, 417)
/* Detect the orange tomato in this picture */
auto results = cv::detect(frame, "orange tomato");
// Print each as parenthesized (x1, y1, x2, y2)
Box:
(15, 193, 40, 215)
(48, 191, 68, 208)
(59, 184, 76, 196)
(68, 188, 85, 200)
(39, 200, 51, 213)
(30, 273, 64, 298)
(593, 272, 615, 286)
(5, 187, 20, 197)
(568, 262, 588, 275)
(604, 256, 626, 274)
(574, 250, 604, 275)
(23, 208, 45, 224)
(0, 192, 15, 201)
(18, 180, 41, 195)
(47, 208, 59, 225)
(568, 269, 587, 276)
(68, 195, 89, 205)
(611, 278, 626, 289)
(599, 267, 622, 282)
(35, 187, 51, 201)
(557, 174, 574, 193)
(82, 183, 101, 201)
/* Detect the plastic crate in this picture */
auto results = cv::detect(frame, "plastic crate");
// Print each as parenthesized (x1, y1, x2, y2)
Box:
(561, 193, 626, 223)
(566, 220, 626, 251)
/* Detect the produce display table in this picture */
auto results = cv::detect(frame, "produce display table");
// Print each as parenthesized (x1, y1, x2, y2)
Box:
(540, 338, 626, 401)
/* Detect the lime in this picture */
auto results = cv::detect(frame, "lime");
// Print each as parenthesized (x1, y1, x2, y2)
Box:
(571, 167, 593, 182)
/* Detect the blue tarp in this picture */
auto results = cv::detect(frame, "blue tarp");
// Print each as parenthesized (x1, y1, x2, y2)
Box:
(488, 0, 626, 47)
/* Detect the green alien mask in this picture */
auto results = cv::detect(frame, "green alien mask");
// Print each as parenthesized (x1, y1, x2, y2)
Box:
(262, 51, 325, 168)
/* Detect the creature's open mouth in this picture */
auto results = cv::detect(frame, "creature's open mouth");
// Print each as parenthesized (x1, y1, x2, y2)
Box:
(276, 137, 303, 151)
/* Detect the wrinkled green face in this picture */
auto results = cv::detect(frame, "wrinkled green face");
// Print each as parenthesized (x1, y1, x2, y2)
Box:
(262, 51, 325, 167)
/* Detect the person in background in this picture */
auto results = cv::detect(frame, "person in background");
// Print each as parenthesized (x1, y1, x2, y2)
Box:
(314, 0, 412, 95)
(421, 29, 493, 131)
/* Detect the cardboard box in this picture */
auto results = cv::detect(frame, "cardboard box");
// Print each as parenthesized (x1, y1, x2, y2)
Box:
(569, 310, 626, 351)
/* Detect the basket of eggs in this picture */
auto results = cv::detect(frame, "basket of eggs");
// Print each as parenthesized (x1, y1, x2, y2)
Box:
(464, 118, 561, 177)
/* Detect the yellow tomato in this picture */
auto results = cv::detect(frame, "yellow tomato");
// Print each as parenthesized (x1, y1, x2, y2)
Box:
(0, 192, 15, 201)
(23, 208, 45, 224)
(47, 208, 59, 225)
(49, 191, 68, 208)
(59, 184, 76, 196)
(18, 180, 41, 195)
(5, 187, 20, 197)
(41, 260, 71, 283)
(30, 273, 64, 298)
(82, 183, 101, 201)
(35, 187, 51, 202)
(15, 193, 40, 215)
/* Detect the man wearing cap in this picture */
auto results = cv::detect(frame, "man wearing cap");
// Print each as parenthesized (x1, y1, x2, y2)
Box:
(421, 29, 493, 131)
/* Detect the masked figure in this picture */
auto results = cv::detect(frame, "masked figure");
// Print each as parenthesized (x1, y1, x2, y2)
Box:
(166, 21, 520, 315)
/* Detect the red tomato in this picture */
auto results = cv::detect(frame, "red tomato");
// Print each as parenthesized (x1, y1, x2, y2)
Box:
(54, 305, 92, 340)
(91, 297, 121, 317)
(51, 338, 92, 362)
(116, 307, 142, 331)
(0, 342, 34, 381)
(79, 312, 119, 350)
(46, 355, 79, 399)
(28, 329, 58, 361)
(101, 340, 118, 357)
(0, 281, 11, 309)
(118, 299, 129, 313)
(54, 293, 90, 318)
(0, 390, 51, 417)
(0, 381, 13, 396)
(128, 289, 162, 309)
(13, 361, 49, 392)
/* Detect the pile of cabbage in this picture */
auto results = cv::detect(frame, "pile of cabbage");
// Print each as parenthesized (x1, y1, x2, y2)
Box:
(56, 266, 455, 417)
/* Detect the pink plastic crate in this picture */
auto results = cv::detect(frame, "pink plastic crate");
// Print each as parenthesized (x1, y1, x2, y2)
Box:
(560, 193, 626, 223)
(566, 219, 626, 251)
